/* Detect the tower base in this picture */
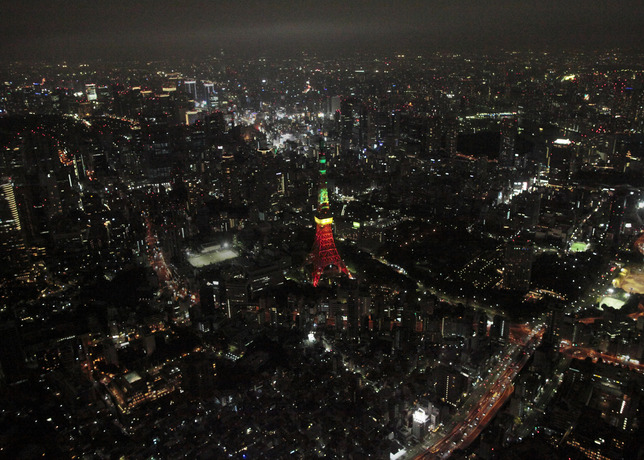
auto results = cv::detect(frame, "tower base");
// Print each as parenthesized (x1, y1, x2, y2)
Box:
(309, 221, 350, 287)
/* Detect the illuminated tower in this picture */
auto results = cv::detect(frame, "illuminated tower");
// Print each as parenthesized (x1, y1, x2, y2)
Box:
(308, 141, 350, 286)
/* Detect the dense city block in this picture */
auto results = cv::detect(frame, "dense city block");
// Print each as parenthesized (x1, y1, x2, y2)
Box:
(1, 50, 644, 459)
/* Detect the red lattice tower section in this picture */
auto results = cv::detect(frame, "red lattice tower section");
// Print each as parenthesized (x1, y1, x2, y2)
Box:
(310, 216, 351, 286)
(308, 140, 351, 286)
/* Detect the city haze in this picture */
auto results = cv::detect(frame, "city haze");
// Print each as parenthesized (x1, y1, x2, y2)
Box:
(2, 1, 644, 62)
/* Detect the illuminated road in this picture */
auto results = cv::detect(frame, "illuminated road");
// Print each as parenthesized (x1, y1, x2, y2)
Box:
(144, 214, 174, 286)
(143, 213, 194, 305)
(370, 250, 545, 459)
(407, 325, 544, 459)
(560, 343, 644, 373)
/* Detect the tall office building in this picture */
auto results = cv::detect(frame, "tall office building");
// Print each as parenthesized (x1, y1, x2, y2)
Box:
(203, 81, 215, 107)
(490, 315, 510, 344)
(435, 365, 467, 406)
(503, 239, 533, 292)
(0, 322, 26, 385)
(422, 115, 442, 155)
(0, 179, 28, 279)
(221, 151, 239, 207)
(412, 408, 429, 440)
(203, 81, 214, 96)
(444, 116, 458, 157)
(184, 80, 197, 101)
(607, 188, 628, 248)
(546, 139, 578, 186)
(498, 117, 517, 167)
(340, 97, 364, 151)
(544, 302, 564, 349)
(85, 83, 98, 101)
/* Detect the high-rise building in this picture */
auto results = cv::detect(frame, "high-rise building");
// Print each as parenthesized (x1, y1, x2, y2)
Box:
(328, 95, 341, 115)
(503, 239, 533, 292)
(184, 80, 197, 101)
(0, 322, 26, 385)
(181, 354, 216, 399)
(445, 116, 458, 156)
(544, 302, 565, 349)
(498, 117, 517, 168)
(221, 151, 240, 206)
(308, 140, 351, 286)
(412, 408, 429, 440)
(546, 139, 578, 186)
(435, 365, 467, 406)
(422, 115, 441, 155)
(85, 83, 98, 101)
(607, 188, 629, 248)
(0, 179, 28, 279)
(608, 134, 629, 173)
(490, 315, 510, 344)
(203, 81, 214, 96)
(340, 97, 364, 151)
(203, 81, 215, 108)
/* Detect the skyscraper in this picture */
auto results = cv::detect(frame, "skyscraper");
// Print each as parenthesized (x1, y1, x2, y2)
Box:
(445, 116, 458, 157)
(340, 97, 363, 151)
(0, 322, 26, 385)
(85, 83, 98, 101)
(0, 178, 28, 280)
(184, 80, 197, 101)
(546, 139, 578, 186)
(412, 408, 429, 440)
(498, 117, 517, 168)
(607, 188, 628, 248)
(503, 239, 533, 292)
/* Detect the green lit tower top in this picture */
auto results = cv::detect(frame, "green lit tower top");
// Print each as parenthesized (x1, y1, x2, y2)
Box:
(316, 142, 331, 221)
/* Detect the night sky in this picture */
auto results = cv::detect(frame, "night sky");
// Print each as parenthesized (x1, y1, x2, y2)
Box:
(2, 0, 644, 62)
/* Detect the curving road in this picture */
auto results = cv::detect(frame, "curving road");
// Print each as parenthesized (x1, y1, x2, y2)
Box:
(407, 326, 544, 459)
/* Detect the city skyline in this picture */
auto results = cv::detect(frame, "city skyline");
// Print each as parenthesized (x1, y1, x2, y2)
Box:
(2, 3, 644, 458)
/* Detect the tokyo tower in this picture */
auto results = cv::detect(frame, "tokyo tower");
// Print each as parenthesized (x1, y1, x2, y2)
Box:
(308, 140, 351, 286)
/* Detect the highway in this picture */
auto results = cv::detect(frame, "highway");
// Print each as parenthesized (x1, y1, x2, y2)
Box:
(406, 324, 544, 459)
(560, 343, 644, 373)
(143, 212, 194, 306)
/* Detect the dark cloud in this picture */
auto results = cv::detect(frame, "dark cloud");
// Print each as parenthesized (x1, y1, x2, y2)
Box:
(1, 0, 643, 61)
